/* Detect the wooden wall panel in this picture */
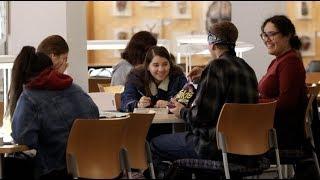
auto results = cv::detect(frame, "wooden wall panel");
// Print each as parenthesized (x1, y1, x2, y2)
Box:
(286, 1, 320, 68)
(86, 1, 210, 67)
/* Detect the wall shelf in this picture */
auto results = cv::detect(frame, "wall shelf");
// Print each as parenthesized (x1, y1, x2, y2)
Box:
(86, 36, 255, 74)
(87, 39, 171, 51)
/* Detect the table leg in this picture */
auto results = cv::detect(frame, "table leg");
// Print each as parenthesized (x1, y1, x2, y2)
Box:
(0, 154, 3, 179)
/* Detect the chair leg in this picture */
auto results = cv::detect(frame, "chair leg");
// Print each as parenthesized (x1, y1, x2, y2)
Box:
(275, 149, 283, 179)
(312, 151, 320, 177)
(145, 142, 156, 179)
(120, 148, 132, 179)
(283, 165, 288, 179)
(67, 153, 79, 179)
(148, 162, 156, 179)
(222, 152, 230, 179)
(288, 165, 295, 179)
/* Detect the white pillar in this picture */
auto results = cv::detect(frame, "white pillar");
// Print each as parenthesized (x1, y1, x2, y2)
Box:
(66, 1, 88, 92)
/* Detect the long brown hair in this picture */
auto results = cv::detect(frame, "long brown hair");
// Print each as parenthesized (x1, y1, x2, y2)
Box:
(6, 46, 53, 119)
(142, 46, 184, 96)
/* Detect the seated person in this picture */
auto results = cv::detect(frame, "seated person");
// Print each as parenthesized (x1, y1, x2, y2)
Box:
(259, 15, 307, 149)
(111, 31, 157, 86)
(120, 46, 187, 112)
(9, 46, 99, 179)
(149, 21, 258, 178)
(37, 34, 69, 74)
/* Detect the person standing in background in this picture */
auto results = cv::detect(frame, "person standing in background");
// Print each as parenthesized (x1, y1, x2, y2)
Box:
(111, 31, 157, 86)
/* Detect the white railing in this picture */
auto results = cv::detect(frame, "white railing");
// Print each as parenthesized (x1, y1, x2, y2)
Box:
(87, 39, 171, 51)
(176, 35, 255, 74)
(0, 55, 15, 113)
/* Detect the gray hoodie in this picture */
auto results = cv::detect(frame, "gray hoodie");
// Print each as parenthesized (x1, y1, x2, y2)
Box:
(111, 59, 134, 86)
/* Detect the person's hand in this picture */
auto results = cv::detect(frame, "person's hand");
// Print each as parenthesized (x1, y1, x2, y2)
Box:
(54, 59, 68, 73)
(138, 96, 151, 108)
(155, 100, 169, 108)
(168, 98, 185, 118)
(187, 67, 204, 82)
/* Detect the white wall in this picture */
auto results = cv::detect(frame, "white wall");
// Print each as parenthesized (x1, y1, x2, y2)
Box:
(8, 1, 67, 55)
(231, 1, 286, 80)
(7, 1, 88, 91)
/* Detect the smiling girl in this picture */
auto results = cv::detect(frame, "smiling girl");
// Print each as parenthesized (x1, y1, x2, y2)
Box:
(121, 46, 187, 112)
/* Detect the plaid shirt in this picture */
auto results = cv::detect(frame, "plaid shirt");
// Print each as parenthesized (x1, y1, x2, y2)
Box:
(180, 51, 258, 159)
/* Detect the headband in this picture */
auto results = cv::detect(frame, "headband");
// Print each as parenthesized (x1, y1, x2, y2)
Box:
(207, 32, 235, 47)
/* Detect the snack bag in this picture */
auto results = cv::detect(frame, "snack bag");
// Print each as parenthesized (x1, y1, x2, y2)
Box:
(169, 83, 196, 108)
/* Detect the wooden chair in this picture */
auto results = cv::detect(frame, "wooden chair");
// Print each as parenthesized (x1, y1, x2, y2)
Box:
(97, 85, 123, 110)
(169, 101, 281, 179)
(97, 83, 108, 92)
(306, 72, 320, 85)
(278, 84, 320, 178)
(98, 84, 124, 94)
(122, 113, 156, 179)
(306, 60, 320, 73)
(66, 117, 130, 179)
(88, 77, 111, 93)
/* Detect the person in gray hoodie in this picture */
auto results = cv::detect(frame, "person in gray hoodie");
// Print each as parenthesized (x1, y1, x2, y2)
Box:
(111, 31, 157, 86)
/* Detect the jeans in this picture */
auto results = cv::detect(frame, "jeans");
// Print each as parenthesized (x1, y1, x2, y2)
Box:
(150, 132, 199, 177)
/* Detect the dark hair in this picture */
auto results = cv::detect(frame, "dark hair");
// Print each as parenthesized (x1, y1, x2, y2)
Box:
(209, 21, 238, 55)
(142, 46, 183, 96)
(121, 31, 157, 66)
(37, 35, 69, 56)
(261, 15, 301, 50)
(170, 53, 176, 63)
(6, 46, 53, 118)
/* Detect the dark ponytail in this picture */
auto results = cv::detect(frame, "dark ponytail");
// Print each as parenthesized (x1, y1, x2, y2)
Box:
(290, 35, 302, 50)
(6, 46, 53, 119)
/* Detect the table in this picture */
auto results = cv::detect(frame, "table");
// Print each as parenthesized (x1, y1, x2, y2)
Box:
(152, 113, 184, 124)
(153, 114, 185, 133)
(100, 112, 185, 133)
(0, 144, 29, 178)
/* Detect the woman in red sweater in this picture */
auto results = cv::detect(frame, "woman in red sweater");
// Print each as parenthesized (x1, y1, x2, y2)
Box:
(259, 15, 307, 149)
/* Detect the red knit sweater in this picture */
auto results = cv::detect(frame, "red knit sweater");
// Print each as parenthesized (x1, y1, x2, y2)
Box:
(258, 49, 307, 149)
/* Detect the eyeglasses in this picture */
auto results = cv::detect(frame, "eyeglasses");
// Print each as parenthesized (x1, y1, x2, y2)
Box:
(260, 31, 280, 41)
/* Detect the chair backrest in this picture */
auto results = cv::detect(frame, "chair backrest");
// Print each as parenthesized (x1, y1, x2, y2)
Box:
(305, 84, 320, 135)
(88, 78, 111, 93)
(122, 113, 155, 170)
(306, 72, 320, 85)
(99, 84, 124, 94)
(216, 101, 277, 155)
(66, 117, 128, 179)
(307, 60, 320, 72)
(97, 83, 108, 92)
(97, 85, 123, 110)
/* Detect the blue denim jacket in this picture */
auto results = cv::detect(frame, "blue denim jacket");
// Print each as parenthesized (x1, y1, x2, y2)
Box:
(11, 83, 99, 177)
